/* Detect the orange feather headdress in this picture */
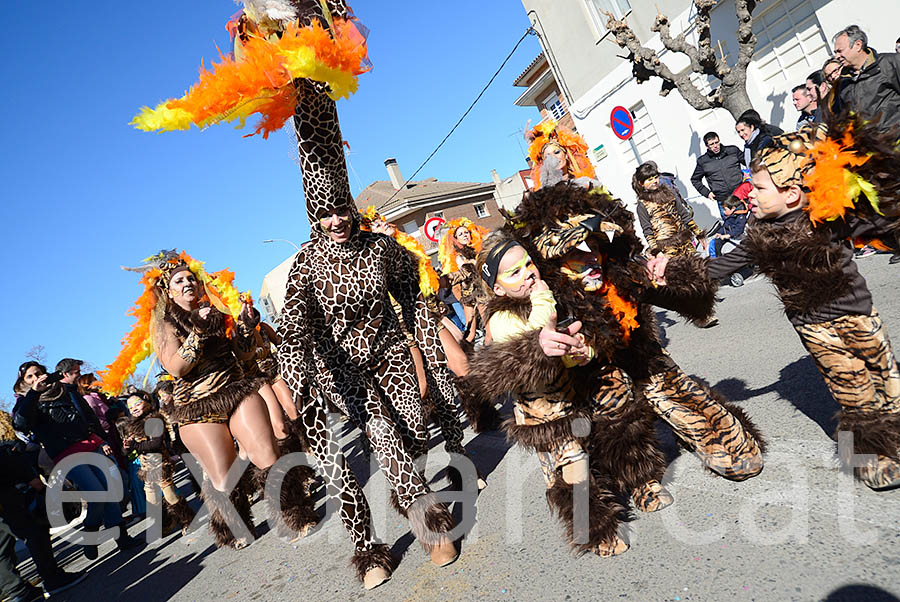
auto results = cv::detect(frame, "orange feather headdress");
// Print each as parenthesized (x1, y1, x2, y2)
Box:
(526, 120, 596, 189)
(99, 250, 248, 395)
(438, 217, 488, 274)
(132, 5, 371, 139)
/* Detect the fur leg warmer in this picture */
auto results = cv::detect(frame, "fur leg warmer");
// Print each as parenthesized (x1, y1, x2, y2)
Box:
(836, 410, 900, 489)
(203, 474, 256, 549)
(349, 544, 396, 583)
(545, 472, 628, 556)
(165, 498, 196, 535)
(406, 492, 454, 551)
(253, 462, 319, 539)
(587, 403, 667, 494)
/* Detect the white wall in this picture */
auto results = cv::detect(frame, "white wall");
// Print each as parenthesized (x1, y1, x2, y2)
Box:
(560, 0, 900, 230)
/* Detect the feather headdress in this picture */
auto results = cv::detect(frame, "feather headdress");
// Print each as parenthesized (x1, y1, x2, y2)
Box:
(756, 117, 900, 228)
(99, 250, 247, 395)
(438, 217, 488, 275)
(132, 3, 370, 138)
(526, 120, 595, 190)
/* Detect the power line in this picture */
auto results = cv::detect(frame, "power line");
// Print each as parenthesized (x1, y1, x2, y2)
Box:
(376, 27, 536, 211)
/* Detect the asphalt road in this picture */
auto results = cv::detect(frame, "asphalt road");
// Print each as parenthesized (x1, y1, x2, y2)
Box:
(19, 254, 900, 602)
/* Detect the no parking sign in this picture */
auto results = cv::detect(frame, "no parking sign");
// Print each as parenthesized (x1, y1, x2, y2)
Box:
(423, 216, 445, 243)
(610, 106, 634, 140)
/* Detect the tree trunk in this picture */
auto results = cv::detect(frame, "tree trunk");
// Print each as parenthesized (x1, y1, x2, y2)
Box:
(722, 87, 753, 121)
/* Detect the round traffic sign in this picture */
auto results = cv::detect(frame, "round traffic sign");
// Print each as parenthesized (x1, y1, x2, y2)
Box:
(610, 106, 634, 141)
(423, 217, 445, 242)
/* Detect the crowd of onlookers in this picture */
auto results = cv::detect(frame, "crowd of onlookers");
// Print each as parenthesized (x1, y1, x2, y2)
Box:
(637, 25, 900, 281)
(2, 359, 196, 601)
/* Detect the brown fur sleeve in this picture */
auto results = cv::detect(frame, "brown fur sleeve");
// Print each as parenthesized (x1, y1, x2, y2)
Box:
(464, 328, 563, 400)
(642, 254, 718, 326)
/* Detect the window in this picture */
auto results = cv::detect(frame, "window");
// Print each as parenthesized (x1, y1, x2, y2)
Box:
(752, 0, 830, 87)
(542, 91, 566, 121)
(612, 101, 663, 169)
(474, 203, 489, 219)
(403, 220, 418, 235)
(585, 0, 631, 36)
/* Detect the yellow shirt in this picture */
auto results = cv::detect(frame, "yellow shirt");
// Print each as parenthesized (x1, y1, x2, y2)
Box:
(489, 289, 556, 344)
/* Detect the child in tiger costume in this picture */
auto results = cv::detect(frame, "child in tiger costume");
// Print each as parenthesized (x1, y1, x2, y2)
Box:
(121, 391, 195, 535)
(467, 231, 672, 557)
(648, 121, 900, 490)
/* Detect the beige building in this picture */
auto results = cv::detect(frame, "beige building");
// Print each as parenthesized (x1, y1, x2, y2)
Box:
(354, 158, 505, 255)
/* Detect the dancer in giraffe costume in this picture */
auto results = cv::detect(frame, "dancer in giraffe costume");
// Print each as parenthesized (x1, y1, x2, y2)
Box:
(132, 0, 405, 588)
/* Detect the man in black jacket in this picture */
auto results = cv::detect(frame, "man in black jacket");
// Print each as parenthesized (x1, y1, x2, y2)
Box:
(832, 24, 900, 264)
(690, 131, 745, 219)
(13, 363, 140, 560)
(1, 439, 87, 599)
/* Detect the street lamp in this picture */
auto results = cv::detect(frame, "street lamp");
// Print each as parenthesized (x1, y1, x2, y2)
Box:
(263, 238, 301, 252)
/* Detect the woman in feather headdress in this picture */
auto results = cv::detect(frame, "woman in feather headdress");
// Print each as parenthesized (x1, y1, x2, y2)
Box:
(438, 218, 490, 344)
(106, 250, 318, 550)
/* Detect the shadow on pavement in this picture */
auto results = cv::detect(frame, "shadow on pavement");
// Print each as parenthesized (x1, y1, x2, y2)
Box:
(822, 584, 900, 602)
(711, 356, 839, 435)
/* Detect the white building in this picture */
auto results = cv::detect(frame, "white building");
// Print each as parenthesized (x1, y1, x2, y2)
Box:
(519, 0, 900, 227)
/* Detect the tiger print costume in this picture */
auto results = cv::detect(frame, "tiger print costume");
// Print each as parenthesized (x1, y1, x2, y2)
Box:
(497, 182, 766, 482)
(682, 124, 900, 491)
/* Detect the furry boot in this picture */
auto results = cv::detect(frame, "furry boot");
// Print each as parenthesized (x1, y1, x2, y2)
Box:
(836, 410, 900, 490)
(350, 544, 396, 590)
(253, 462, 319, 540)
(165, 498, 196, 536)
(203, 475, 256, 549)
(406, 492, 457, 565)
(545, 471, 629, 556)
(277, 420, 318, 496)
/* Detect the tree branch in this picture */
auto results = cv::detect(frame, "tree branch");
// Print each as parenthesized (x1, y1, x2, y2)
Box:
(734, 0, 757, 70)
(605, 11, 714, 111)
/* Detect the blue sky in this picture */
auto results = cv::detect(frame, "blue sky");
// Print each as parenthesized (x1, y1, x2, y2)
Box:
(0, 1, 542, 404)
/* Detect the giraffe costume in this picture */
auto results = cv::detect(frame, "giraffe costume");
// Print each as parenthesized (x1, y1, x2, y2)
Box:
(130, 1, 398, 584)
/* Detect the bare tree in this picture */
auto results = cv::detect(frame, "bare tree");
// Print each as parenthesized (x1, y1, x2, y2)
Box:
(605, 0, 758, 120)
(25, 345, 48, 364)
(0, 397, 11, 412)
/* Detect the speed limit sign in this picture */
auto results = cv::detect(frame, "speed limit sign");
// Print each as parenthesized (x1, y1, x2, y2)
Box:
(423, 217, 445, 243)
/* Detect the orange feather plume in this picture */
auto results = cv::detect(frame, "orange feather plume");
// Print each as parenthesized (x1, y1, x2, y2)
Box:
(805, 125, 871, 225)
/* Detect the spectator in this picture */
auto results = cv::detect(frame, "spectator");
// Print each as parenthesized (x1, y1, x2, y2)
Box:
(792, 84, 816, 127)
(832, 25, 900, 130)
(691, 131, 746, 219)
(832, 24, 900, 263)
(739, 109, 784, 137)
(12, 361, 140, 560)
(735, 111, 774, 167)
(1, 429, 87, 598)
(896, 36, 900, 53)
(77, 374, 127, 466)
(804, 70, 828, 123)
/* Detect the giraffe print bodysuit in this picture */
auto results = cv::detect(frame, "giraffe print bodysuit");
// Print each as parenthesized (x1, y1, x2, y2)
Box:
(276, 10, 452, 566)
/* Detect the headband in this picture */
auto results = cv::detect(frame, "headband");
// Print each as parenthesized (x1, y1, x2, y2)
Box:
(480, 239, 521, 288)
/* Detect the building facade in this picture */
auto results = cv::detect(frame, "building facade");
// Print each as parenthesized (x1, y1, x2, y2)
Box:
(354, 158, 505, 255)
(519, 0, 900, 227)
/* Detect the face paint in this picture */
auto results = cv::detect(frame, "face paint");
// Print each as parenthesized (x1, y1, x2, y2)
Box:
(561, 251, 605, 291)
(642, 175, 660, 190)
(127, 396, 147, 418)
(497, 252, 537, 287)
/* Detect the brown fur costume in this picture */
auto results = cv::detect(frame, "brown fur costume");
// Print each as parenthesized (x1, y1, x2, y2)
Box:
(466, 282, 668, 554)
(490, 183, 765, 482)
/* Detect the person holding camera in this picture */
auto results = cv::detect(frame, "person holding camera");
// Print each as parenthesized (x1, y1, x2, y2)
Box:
(12, 361, 140, 560)
(1, 421, 87, 600)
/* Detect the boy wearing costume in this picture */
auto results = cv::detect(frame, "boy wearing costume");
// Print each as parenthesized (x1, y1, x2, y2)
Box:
(649, 122, 900, 490)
